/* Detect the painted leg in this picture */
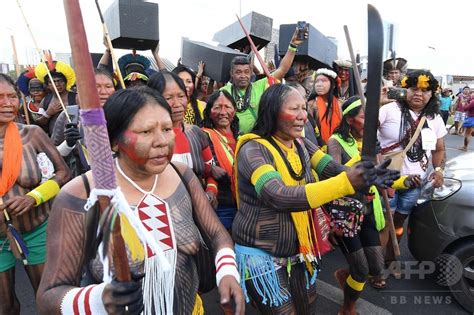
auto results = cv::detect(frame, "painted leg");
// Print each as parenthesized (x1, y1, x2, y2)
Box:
(0, 268, 20, 315)
(24, 263, 44, 294)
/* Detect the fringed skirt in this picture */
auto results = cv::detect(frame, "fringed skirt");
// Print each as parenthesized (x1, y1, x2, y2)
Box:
(235, 244, 317, 315)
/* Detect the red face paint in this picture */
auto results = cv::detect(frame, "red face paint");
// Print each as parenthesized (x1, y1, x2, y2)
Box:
(210, 96, 236, 128)
(118, 130, 149, 165)
(278, 112, 297, 121)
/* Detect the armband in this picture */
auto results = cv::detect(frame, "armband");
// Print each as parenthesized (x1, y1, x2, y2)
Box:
(215, 248, 240, 287)
(60, 283, 107, 315)
(26, 179, 60, 206)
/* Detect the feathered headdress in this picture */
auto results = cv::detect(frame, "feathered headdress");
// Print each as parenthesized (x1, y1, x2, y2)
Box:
(117, 53, 151, 79)
(383, 57, 407, 75)
(333, 59, 352, 70)
(315, 68, 338, 79)
(17, 66, 37, 95)
(34, 51, 76, 91)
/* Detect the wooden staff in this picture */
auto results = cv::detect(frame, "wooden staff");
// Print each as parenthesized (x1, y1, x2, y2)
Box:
(16, 0, 71, 123)
(343, 24, 400, 257)
(95, 0, 126, 90)
(63, 0, 131, 282)
(10, 34, 30, 124)
(236, 14, 274, 81)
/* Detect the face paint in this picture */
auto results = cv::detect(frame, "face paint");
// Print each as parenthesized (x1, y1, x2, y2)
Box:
(210, 94, 236, 129)
(278, 112, 297, 121)
(118, 130, 150, 165)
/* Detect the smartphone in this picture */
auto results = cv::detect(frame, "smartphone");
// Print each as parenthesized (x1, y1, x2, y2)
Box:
(297, 21, 308, 40)
(66, 105, 80, 125)
(387, 87, 407, 101)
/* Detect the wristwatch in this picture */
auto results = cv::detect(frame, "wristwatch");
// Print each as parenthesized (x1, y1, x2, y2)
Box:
(434, 167, 444, 176)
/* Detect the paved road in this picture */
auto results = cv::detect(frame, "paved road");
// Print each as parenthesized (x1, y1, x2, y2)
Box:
(15, 133, 471, 314)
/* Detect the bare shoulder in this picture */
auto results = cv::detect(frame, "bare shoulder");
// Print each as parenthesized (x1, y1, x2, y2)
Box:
(168, 161, 192, 177)
(18, 123, 45, 137)
(60, 171, 92, 201)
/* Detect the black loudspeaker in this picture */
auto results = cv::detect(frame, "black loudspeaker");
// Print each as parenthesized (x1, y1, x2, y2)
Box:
(278, 23, 337, 69)
(213, 11, 273, 51)
(181, 38, 247, 83)
(104, 0, 159, 51)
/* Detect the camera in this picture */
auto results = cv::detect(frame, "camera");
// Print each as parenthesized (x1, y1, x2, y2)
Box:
(297, 21, 308, 40)
(387, 87, 407, 101)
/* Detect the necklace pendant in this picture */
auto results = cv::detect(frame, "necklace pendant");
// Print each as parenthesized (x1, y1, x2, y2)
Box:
(136, 193, 175, 257)
(237, 98, 244, 110)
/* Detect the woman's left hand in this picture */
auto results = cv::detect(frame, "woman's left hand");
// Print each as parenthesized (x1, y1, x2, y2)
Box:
(429, 171, 444, 188)
(0, 196, 36, 216)
(218, 275, 245, 315)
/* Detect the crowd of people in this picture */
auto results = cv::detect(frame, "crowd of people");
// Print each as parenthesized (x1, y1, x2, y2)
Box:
(0, 19, 465, 315)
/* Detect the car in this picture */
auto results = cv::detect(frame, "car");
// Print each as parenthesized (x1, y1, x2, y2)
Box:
(408, 152, 474, 313)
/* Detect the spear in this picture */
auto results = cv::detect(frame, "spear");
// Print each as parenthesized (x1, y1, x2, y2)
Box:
(16, 0, 71, 123)
(236, 14, 275, 85)
(63, 0, 131, 282)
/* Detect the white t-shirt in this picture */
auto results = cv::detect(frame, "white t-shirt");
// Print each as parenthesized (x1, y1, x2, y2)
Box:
(378, 102, 447, 178)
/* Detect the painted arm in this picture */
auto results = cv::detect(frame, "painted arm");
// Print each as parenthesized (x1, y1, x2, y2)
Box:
(326, 137, 343, 164)
(36, 180, 88, 314)
(177, 164, 233, 251)
(238, 141, 355, 212)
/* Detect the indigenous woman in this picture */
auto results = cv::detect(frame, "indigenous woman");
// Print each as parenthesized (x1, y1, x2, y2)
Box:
(148, 71, 226, 293)
(378, 70, 446, 265)
(327, 96, 419, 315)
(173, 65, 207, 126)
(148, 72, 224, 199)
(33, 56, 78, 137)
(311, 68, 342, 146)
(37, 87, 244, 314)
(0, 74, 70, 314)
(232, 84, 398, 314)
(201, 90, 239, 229)
(51, 69, 116, 177)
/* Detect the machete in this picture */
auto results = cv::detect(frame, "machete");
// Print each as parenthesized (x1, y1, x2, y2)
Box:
(362, 5, 401, 257)
(361, 4, 384, 161)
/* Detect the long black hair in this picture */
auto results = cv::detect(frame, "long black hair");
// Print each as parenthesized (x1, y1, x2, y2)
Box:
(315, 72, 338, 123)
(333, 96, 362, 145)
(202, 90, 240, 139)
(103, 86, 171, 146)
(172, 65, 202, 126)
(251, 83, 294, 138)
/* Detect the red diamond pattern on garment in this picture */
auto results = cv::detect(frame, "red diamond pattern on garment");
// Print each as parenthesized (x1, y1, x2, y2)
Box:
(137, 194, 174, 257)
